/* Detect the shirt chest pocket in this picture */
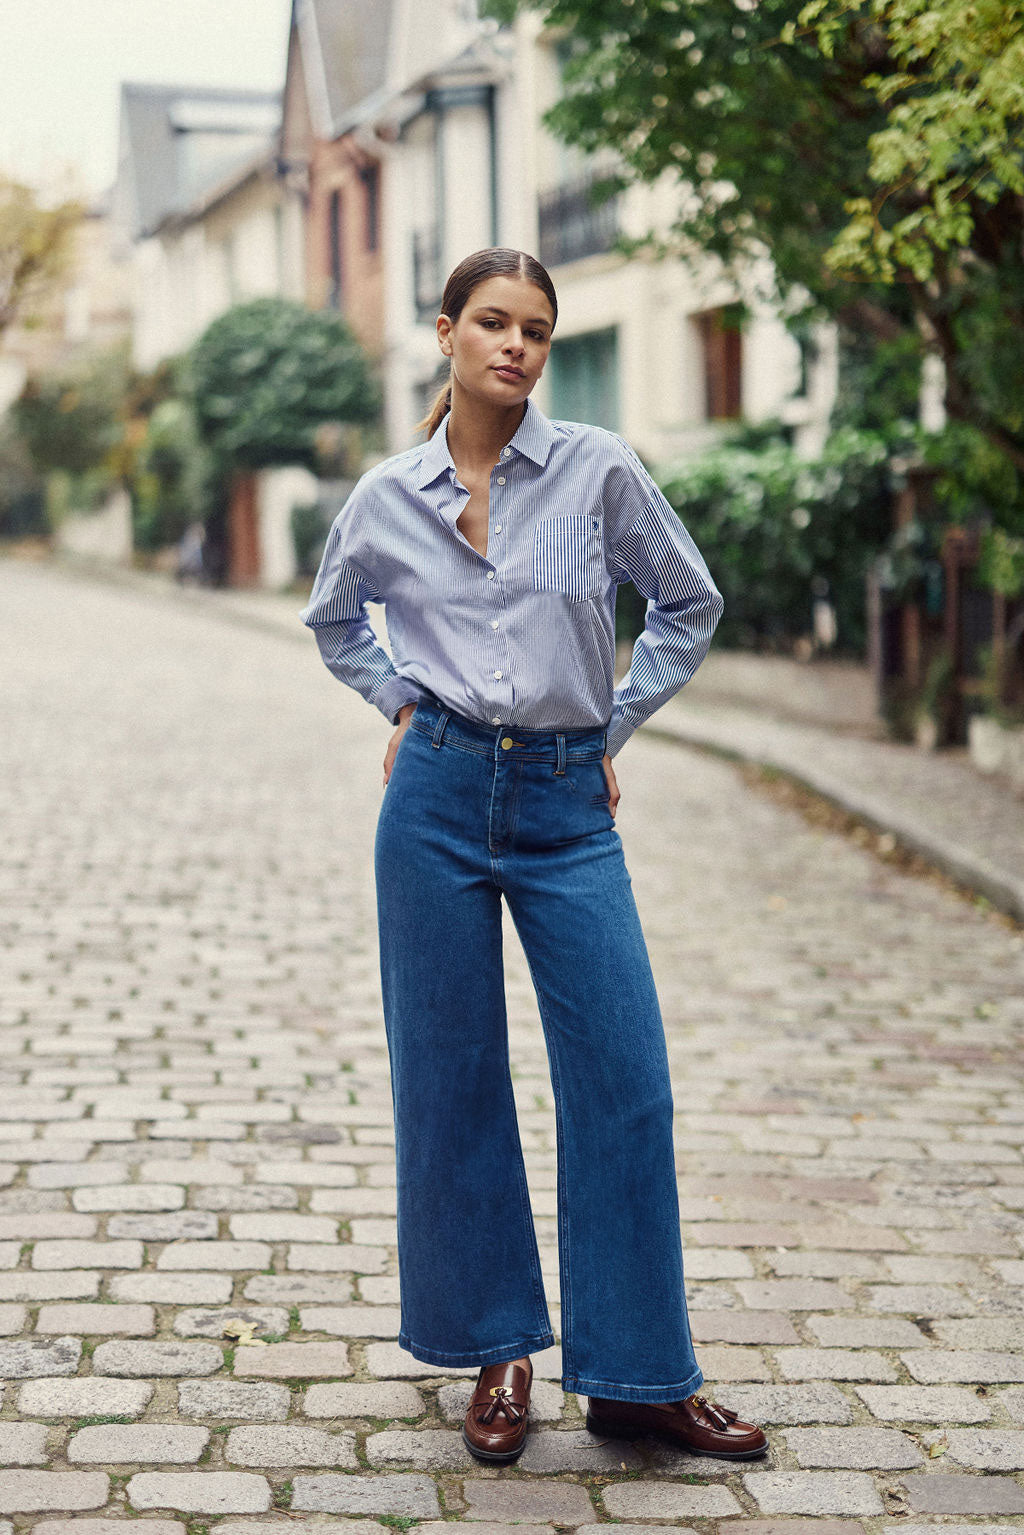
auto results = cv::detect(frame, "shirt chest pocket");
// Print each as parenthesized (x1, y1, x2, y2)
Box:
(532, 514, 604, 602)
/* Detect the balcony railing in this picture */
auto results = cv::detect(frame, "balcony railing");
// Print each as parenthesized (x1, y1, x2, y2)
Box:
(538, 173, 621, 268)
(412, 225, 444, 323)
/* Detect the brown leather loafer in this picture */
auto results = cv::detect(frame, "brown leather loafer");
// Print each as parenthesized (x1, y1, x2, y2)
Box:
(586, 1391, 768, 1460)
(462, 1357, 532, 1462)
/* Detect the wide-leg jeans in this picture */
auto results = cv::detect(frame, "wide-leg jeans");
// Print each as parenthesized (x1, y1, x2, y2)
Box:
(373, 692, 704, 1402)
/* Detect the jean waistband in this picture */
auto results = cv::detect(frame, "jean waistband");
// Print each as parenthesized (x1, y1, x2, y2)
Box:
(409, 691, 608, 763)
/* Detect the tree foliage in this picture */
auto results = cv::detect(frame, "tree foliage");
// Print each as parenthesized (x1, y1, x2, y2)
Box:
(485, 0, 1024, 476)
(132, 398, 209, 551)
(799, 0, 1024, 283)
(13, 342, 130, 477)
(657, 425, 894, 651)
(0, 176, 81, 336)
(188, 297, 382, 472)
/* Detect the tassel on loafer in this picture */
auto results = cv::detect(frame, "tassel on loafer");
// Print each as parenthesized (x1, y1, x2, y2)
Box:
(462, 1357, 532, 1462)
(586, 1391, 768, 1460)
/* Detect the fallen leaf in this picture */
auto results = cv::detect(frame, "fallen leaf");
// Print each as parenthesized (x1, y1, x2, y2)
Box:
(223, 1320, 266, 1346)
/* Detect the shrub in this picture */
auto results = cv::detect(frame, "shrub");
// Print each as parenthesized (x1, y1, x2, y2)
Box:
(656, 426, 893, 654)
(131, 399, 208, 552)
(188, 298, 382, 472)
(0, 419, 47, 538)
(12, 342, 129, 479)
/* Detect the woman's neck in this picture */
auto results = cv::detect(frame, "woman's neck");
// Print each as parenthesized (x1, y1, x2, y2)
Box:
(446, 390, 527, 477)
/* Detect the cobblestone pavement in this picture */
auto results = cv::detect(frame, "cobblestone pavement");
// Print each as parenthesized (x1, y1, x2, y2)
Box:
(1, 556, 1023, 1534)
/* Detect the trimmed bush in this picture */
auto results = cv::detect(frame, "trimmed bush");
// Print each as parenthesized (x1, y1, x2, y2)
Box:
(656, 427, 893, 654)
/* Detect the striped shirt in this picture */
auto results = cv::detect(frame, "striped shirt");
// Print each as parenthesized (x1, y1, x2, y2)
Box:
(300, 395, 723, 757)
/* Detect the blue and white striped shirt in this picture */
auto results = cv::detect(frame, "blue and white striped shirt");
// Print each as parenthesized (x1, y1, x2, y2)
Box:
(300, 396, 723, 757)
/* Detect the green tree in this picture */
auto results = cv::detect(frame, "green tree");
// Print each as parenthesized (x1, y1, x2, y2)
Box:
(13, 341, 129, 479)
(131, 398, 210, 551)
(486, 0, 1024, 482)
(188, 297, 381, 472)
(0, 175, 80, 337)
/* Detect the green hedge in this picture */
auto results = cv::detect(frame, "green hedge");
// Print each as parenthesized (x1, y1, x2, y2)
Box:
(655, 427, 894, 654)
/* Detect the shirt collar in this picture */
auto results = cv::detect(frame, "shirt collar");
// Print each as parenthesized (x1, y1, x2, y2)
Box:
(415, 394, 559, 491)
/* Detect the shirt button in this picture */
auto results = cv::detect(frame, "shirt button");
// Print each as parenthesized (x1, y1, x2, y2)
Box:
(494, 523, 502, 533)
(486, 571, 495, 579)
(490, 620, 499, 629)
(493, 670, 503, 679)
(496, 476, 506, 485)
(492, 717, 502, 726)
(501, 735, 513, 747)
(502, 447, 511, 457)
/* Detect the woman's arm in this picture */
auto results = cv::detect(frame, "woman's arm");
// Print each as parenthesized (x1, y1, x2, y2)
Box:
(605, 440, 724, 757)
(300, 512, 424, 725)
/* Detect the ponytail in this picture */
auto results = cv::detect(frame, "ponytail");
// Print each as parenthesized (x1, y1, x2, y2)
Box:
(417, 378, 452, 439)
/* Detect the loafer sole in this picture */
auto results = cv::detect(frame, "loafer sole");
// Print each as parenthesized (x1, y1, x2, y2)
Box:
(461, 1423, 527, 1462)
(585, 1410, 768, 1460)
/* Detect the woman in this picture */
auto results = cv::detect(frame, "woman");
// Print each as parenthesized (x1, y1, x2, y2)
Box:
(301, 247, 767, 1465)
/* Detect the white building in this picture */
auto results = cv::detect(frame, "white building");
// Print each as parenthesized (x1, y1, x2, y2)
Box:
(359, 3, 836, 463)
(114, 83, 305, 372)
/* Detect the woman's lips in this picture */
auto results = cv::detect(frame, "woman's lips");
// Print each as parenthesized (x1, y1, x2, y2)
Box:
(492, 366, 525, 381)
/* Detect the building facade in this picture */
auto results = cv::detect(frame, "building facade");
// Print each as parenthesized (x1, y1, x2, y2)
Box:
(111, 1, 839, 586)
(115, 83, 304, 373)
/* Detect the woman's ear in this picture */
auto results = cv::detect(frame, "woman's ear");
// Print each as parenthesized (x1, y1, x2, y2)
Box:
(437, 313, 453, 356)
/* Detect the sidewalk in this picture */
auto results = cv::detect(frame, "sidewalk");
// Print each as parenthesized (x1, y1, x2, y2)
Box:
(655, 656, 1024, 927)
(48, 554, 1024, 925)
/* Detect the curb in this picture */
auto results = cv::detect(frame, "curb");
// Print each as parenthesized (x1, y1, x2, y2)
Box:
(645, 715, 1024, 928)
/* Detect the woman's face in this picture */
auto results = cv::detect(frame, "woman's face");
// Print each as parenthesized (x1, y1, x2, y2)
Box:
(438, 275, 554, 410)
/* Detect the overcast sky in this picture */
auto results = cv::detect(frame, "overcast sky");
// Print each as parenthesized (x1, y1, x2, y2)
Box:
(0, 0, 293, 199)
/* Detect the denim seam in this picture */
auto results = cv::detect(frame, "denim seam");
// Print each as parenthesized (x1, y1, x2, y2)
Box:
(567, 1364, 705, 1401)
(549, 1034, 574, 1383)
(397, 1329, 556, 1368)
(409, 722, 491, 757)
(509, 936, 574, 1383)
(411, 721, 603, 765)
(498, 994, 552, 1340)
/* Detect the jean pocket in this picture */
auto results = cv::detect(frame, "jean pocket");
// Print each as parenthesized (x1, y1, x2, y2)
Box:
(533, 514, 604, 601)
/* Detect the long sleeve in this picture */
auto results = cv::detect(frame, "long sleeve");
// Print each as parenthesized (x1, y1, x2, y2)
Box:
(605, 440, 724, 758)
(300, 512, 424, 726)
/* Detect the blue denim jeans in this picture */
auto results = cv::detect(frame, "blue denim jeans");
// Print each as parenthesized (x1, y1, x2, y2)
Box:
(373, 691, 704, 1403)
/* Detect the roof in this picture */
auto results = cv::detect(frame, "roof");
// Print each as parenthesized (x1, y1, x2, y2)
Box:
(289, 0, 501, 147)
(117, 82, 281, 239)
(297, 0, 396, 139)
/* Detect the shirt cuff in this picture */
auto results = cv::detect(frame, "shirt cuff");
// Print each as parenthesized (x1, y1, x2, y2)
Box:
(605, 711, 642, 759)
(373, 674, 424, 725)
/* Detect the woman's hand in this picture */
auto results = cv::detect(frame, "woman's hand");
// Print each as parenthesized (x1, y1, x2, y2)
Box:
(383, 703, 418, 787)
(601, 751, 620, 819)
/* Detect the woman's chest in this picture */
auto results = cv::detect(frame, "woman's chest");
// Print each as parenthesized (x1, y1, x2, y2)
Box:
(454, 472, 492, 560)
(373, 486, 610, 610)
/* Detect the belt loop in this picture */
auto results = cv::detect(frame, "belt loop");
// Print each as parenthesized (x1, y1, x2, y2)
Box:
(431, 710, 450, 749)
(554, 732, 566, 776)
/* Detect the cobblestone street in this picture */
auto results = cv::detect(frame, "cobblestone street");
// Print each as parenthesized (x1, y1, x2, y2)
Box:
(1, 557, 1023, 1533)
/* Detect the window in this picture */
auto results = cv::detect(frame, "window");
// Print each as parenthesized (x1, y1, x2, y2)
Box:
(694, 305, 743, 420)
(328, 189, 343, 309)
(549, 327, 620, 432)
(360, 164, 380, 253)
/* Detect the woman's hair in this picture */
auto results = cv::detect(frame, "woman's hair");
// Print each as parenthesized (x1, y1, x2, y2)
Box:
(417, 247, 558, 438)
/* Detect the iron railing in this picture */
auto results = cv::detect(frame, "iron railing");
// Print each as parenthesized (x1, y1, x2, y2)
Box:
(538, 172, 620, 268)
